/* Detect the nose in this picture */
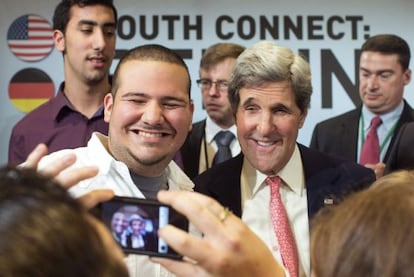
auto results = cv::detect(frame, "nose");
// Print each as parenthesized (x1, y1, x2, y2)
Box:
(141, 102, 164, 125)
(207, 83, 220, 97)
(257, 111, 274, 135)
(366, 75, 379, 90)
(92, 29, 106, 51)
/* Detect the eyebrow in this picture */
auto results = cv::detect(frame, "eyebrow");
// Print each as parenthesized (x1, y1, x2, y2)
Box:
(78, 20, 116, 28)
(359, 67, 395, 74)
(122, 92, 189, 103)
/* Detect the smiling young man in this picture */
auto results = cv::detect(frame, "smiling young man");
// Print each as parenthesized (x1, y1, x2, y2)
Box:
(194, 41, 376, 277)
(9, 0, 117, 165)
(37, 44, 195, 276)
(310, 34, 414, 178)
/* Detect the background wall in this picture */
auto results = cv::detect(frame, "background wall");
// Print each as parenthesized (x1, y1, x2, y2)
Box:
(1, 0, 414, 164)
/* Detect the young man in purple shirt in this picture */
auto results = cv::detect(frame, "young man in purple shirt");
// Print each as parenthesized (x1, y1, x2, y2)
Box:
(8, 0, 117, 165)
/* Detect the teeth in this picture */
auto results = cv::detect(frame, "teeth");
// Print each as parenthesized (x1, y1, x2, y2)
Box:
(257, 141, 274, 146)
(139, 131, 162, 138)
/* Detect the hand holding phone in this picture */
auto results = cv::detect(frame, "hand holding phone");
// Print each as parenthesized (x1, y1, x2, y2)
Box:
(100, 196, 188, 259)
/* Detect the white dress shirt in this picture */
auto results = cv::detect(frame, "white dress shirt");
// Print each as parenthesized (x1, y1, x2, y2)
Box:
(241, 145, 310, 277)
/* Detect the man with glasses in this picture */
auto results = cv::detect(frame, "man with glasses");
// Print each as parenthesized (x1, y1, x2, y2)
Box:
(178, 43, 245, 179)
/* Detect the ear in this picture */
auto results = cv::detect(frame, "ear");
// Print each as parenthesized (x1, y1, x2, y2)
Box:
(104, 93, 114, 123)
(403, 69, 412, 85)
(188, 100, 195, 132)
(298, 108, 308, 129)
(53, 30, 65, 52)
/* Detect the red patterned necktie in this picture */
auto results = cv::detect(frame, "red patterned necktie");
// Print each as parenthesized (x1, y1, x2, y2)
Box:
(360, 116, 382, 165)
(266, 176, 299, 277)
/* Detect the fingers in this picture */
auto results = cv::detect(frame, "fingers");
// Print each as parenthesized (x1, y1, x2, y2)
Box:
(18, 144, 48, 169)
(364, 162, 386, 179)
(55, 166, 99, 189)
(37, 153, 77, 178)
(77, 189, 115, 209)
(157, 190, 229, 235)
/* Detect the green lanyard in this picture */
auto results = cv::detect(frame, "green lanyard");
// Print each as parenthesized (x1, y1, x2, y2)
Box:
(360, 113, 398, 156)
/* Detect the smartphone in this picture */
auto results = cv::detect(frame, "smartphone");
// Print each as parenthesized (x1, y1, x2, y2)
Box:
(100, 196, 188, 259)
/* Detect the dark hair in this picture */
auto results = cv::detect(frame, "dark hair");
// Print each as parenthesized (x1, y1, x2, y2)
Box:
(0, 166, 128, 277)
(111, 44, 192, 98)
(311, 170, 414, 277)
(53, 0, 118, 33)
(200, 43, 245, 71)
(361, 34, 411, 70)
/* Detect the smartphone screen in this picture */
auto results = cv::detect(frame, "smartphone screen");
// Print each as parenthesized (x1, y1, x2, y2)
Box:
(100, 196, 188, 259)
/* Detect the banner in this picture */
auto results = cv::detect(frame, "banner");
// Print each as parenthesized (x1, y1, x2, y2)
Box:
(1, 0, 414, 164)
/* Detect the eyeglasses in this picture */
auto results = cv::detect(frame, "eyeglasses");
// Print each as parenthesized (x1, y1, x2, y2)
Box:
(196, 79, 229, 91)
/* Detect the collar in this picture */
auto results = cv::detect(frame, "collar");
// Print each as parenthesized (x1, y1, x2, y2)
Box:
(361, 101, 404, 132)
(87, 132, 194, 191)
(242, 144, 305, 197)
(205, 116, 237, 143)
(53, 82, 105, 122)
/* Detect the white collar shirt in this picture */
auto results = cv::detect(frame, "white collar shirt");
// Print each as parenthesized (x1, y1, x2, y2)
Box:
(38, 132, 194, 277)
(241, 144, 310, 277)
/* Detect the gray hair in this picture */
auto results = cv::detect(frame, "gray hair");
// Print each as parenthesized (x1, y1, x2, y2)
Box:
(228, 40, 312, 114)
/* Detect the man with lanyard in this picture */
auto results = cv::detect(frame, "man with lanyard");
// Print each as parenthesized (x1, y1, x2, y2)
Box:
(310, 34, 414, 178)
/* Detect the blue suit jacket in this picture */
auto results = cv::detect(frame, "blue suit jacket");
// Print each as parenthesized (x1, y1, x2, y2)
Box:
(194, 144, 375, 219)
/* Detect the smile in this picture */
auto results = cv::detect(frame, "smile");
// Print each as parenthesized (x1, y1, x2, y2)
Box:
(138, 130, 163, 138)
(256, 140, 276, 146)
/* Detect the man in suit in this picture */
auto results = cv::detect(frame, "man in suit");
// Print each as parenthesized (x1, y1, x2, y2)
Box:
(310, 34, 414, 178)
(385, 121, 414, 173)
(195, 41, 375, 277)
(178, 43, 245, 179)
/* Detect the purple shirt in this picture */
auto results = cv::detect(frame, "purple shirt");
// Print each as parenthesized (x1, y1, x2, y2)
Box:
(8, 82, 109, 165)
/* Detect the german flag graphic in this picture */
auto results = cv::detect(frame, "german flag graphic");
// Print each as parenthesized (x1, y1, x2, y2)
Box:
(8, 68, 55, 113)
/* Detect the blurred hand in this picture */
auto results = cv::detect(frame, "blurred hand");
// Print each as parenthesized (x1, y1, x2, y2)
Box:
(364, 162, 386, 179)
(19, 143, 114, 209)
(152, 190, 284, 277)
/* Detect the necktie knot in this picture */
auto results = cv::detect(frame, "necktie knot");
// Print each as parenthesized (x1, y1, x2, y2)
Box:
(266, 176, 282, 191)
(214, 131, 234, 147)
(370, 116, 382, 129)
(212, 131, 235, 165)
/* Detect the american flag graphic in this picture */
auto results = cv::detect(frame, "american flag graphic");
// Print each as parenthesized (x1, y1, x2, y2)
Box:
(7, 14, 54, 62)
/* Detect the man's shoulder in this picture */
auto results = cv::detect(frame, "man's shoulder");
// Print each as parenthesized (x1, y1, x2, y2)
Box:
(300, 145, 375, 184)
(12, 97, 58, 130)
(314, 108, 360, 128)
(194, 154, 243, 184)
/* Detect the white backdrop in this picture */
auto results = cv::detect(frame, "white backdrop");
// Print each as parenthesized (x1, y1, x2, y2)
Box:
(1, 0, 414, 164)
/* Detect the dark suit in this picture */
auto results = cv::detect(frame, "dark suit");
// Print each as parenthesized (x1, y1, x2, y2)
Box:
(125, 232, 158, 252)
(310, 101, 414, 163)
(385, 122, 414, 173)
(194, 144, 376, 219)
(178, 119, 209, 180)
